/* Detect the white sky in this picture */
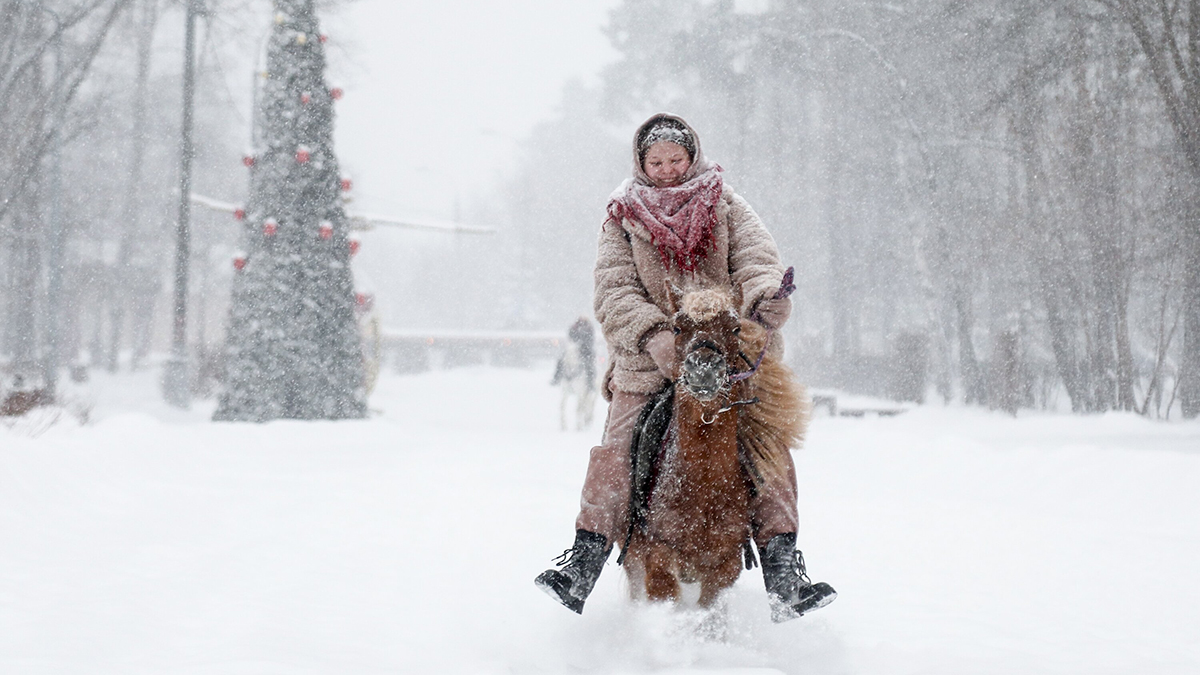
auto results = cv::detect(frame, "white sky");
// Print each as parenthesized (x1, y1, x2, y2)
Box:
(327, 0, 622, 221)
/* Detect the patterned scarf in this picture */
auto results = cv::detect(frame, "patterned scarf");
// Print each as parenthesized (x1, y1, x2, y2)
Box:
(607, 163, 724, 273)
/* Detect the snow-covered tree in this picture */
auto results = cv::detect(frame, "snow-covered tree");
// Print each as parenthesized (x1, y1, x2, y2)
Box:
(213, 0, 365, 422)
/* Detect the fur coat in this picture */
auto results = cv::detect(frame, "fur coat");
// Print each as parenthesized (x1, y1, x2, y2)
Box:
(594, 183, 788, 398)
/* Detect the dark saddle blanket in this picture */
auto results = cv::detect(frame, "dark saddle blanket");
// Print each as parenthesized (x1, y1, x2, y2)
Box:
(628, 384, 674, 542)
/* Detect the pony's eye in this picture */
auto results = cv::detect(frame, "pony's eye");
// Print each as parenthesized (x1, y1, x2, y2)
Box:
(732, 326, 740, 335)
(672, 325, 681, 335)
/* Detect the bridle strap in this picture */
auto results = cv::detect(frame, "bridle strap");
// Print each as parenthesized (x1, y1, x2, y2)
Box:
(701, 396, 760, 424)
(729, 265, 794, 383)
(729, 329, 772, 382)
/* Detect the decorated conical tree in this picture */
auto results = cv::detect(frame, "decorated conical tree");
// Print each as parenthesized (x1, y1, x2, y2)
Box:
(214, 0, 365, 421)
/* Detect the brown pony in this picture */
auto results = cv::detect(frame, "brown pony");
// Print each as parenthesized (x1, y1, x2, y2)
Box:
(621, 284, 808, 608)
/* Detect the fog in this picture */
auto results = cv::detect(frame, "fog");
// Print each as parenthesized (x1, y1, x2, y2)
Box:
(3, 0, 1200, 418)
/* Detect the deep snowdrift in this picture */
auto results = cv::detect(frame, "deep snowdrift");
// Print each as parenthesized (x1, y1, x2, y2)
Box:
(2, 365, 1198, 674)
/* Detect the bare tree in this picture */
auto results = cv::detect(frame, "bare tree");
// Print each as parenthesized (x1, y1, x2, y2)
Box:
(1107, 0, 1200, 417)
(0, 0, 132, 386)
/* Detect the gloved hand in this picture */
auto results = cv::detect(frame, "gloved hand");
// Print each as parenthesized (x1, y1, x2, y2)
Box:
(753, 296, 792, 330)
(644, 329, 679, 380)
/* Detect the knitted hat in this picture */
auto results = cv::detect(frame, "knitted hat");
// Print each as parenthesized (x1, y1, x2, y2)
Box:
(636, 118, 697, 163)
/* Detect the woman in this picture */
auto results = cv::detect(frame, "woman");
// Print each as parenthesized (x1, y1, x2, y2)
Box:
(535, 113, 835, 621)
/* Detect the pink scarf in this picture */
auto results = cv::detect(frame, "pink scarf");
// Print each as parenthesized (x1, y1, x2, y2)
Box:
(607, 164, 724, 273)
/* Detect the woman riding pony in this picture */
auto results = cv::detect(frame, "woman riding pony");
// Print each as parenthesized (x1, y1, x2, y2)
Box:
(535, 113, 836, 621)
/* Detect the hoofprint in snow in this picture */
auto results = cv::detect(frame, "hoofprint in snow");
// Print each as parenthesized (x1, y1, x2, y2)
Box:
(2, 365, 1199, 674)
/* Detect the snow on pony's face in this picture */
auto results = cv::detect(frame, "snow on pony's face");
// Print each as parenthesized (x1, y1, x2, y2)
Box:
(642, 141, 692, 188)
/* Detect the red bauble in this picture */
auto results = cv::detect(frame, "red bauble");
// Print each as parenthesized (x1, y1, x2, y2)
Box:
(340, 177, 352, 192)
(319, 34, 328, 43)
(301, 92, 311, 104)
(233, 256, 247, 271)
(242, 155, 255, 167)
(264, 219, 278, 236)
(330, 87, 344, 100)
(233, 207, 245, 221)
(319, 221, 333, 240)
(348, 239, 360, 256)
(296, 146, 310, 163)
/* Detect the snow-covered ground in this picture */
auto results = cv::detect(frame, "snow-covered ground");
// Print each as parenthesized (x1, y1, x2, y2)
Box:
(3, 364, 1199, 674)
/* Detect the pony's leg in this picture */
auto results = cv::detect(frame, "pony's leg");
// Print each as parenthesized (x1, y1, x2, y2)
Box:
(576, 386, 590, 430)
(623, 546, 647, 602)
(644, 545, 681, 603)
(581, 388, 595, 428)
(697, 554, 743, 608)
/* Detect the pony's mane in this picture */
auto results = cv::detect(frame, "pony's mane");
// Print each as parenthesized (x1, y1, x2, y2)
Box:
(736, 320, 810, 488)
(680, 288, 735, 322)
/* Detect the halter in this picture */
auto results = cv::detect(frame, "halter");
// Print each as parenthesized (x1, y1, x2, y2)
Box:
(700, 396, 760, 425)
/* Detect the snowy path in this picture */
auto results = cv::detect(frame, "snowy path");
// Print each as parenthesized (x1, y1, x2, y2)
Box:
(2, 365, 1199, 674)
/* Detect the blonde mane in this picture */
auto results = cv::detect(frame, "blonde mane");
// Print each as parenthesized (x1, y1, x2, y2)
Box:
(735, 320, 810, 487)
(680, 288, 734, 322)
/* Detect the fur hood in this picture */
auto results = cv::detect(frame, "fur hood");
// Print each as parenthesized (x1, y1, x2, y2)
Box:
(628, 112, 715, 187)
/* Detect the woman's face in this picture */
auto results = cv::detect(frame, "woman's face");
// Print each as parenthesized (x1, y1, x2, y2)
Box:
(642, 141, 692, 188)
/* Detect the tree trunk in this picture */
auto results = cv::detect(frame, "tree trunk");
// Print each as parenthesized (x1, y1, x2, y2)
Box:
(2, 7, 46, 380)
(107, 0, 158, 372)
(954, 284, 984, 404)
(1182, 226, 1200, 418)
(1013, 97, 1088, 412)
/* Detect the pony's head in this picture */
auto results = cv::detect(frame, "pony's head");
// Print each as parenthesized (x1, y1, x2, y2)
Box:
(665, 283, 743, 402)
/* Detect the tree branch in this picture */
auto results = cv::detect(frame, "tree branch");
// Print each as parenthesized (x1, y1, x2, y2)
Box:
(1117, 0, 1200, 170)
(0, 0, 132, 223)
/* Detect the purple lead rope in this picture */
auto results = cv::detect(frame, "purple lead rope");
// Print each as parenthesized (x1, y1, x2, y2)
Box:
(733, 266, 795, 383)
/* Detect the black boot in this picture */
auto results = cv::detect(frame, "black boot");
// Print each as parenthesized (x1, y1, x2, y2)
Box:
(760, 533, 837, 623)
(534, 530, 610, 614)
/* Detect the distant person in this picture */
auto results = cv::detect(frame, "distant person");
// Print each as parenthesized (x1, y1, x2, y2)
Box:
(535, 113, 836, 619)
(551, 317, 597, 431)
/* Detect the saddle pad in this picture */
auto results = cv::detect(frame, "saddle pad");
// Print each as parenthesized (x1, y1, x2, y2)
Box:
(617, 383, 673, 563)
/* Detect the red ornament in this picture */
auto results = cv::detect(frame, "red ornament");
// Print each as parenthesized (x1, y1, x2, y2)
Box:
(296, 146, 310, 163)
(301, 92, 311, 104)
(264, 218, 278, 236)
(319, 34, 328, 43)
(319, 221, 333, 240)
(233, 255, 247, 271)
(330, 87, 344, 100)
(355, 292, 368, 307)
(242, 154, 256, 168)
(348, 238, 360, 256)
(340, 177, 352, 192)
(233, 207, 245, 221)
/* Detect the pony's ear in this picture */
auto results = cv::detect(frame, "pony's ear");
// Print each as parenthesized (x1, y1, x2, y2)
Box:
(664, 280, 684, 314)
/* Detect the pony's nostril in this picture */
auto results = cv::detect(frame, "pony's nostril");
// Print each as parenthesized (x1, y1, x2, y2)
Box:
(681, 353, 729, 400)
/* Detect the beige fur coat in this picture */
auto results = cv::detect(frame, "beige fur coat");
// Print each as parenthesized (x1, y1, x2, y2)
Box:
(594, 184, 789, 398)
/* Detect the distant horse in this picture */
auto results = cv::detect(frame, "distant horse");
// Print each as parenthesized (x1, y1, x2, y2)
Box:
(620, 284, 808, 609)
(552, 318, 597, 431)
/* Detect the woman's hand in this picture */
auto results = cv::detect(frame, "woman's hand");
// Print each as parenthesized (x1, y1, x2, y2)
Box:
(645, 329, 679, 380)
(752, 296, 792, 330)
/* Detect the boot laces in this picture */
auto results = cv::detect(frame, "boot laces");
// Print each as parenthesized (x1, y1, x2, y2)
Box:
(551, 547, 576, 567)
(553, 546, 596, 570)
(793, 550, 812, 585)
